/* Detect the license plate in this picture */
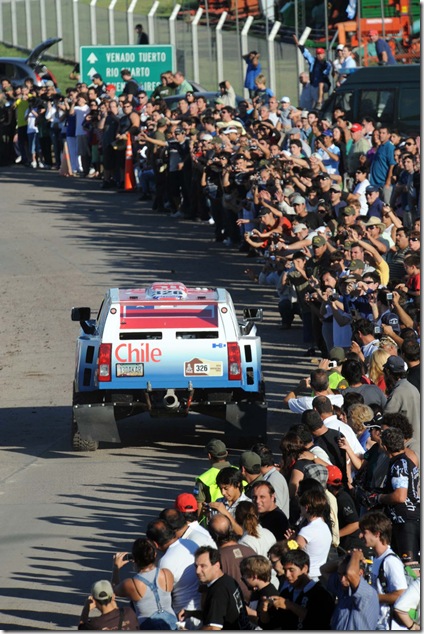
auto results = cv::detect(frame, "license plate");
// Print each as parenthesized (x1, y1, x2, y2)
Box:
(116, 363, 144, 377)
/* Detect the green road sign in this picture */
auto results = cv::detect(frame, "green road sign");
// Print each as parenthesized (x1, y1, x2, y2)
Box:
(80, 45, 174, 96)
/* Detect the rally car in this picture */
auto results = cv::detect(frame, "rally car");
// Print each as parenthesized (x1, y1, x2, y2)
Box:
(71, 282, 267, 450)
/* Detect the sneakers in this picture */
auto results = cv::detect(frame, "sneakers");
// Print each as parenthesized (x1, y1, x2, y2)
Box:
(31, 160, 37, 168)
(171, 210, 184, 219)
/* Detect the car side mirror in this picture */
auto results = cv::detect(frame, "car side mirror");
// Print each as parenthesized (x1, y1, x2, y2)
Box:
(71, 307, 91, 321)
(243, 308, 263, 322)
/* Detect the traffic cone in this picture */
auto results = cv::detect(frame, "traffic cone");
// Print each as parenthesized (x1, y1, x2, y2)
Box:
(124, 132, 136, 191)
(59, 140, 72, 177)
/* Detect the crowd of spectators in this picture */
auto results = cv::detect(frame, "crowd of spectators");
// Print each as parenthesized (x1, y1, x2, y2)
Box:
(0, 40, 420, 631)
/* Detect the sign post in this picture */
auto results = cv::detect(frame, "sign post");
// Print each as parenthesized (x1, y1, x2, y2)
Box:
(80, 45, 174, 96)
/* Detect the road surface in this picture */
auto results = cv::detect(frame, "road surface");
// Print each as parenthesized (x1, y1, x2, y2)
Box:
(0, 166, 312, 630)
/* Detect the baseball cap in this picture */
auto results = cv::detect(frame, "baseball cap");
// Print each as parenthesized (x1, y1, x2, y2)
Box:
(336, 44, 344, 51)
(318, 172, 330, 180)
(201, 133, 213, 141)
(381, 312, 401, 334)
(365, 411, 383, 429)
(329, 346, 346, 363)
(312, 235, 326, 247)
(301, 110, 309, 118)
(341, 205, 356, 216)
(91, 580, 113, 602)
(223, 127, 238, 134)
(322, 129, 334, 136)
(288, 128, 300, 135)
(369, 29, 379, 36)
(92, 73, 102, 80)
(330, 184, 342, 192)
(45, 80, 55, 87)
(106, 84, 116, 91)
(293, 223, 308, 233)
(316, 47, 325, 54)
(326, 465, 343, 485)
(292, 194, 306, 205)
(349, 259, 365, 270)
(206, 438, 228, 458)
(281, 96, 290, 103)
(383, 355, 405, 373)
(365, 185, 379, 194)
(175, 493, 197, 512)
(350, 123, 363, 133)
(214, 97, 225, 104)
(240, 451, 261, 471)
(303, 463, 328, 486)
(157, 117, 168, 127)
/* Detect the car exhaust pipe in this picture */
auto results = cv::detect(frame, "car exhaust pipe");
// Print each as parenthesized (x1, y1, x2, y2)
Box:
(163, 389, 180, 411)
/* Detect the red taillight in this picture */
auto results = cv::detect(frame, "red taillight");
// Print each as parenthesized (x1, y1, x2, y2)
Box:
(98, 343, 112, 382)
(227, 342, 242, 381)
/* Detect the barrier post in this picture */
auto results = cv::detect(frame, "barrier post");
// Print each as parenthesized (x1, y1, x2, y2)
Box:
(216, 11, 227, 84)
(169, 4, 181, 72)
(109, 0, 118, 45)
(25, 0, 32, 49)
(148, 0, 159, 44)
(11, 0, 18, 46)
(267, 21, 281, 96)
(127, 0, 138, 44)
(192, 7, 203, 85)
(40, 0, 47, 41)
(73, 0, 80, 62)
(56, 0, 64, 57)
(90, 0, 98, 46)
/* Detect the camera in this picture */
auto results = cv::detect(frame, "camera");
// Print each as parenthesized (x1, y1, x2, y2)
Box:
(123, 553, 134, 562)
(386, 292, 393, 301)
(374, 325, 381, 335)
(328, 360, 338, 369)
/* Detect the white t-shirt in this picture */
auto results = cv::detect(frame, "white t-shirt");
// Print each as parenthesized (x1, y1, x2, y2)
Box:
(324, 414, 365, 456)
(353, 178, 370, 215)
(371, 549, 408, 630)
(239, 523, 276, 556)
(158, 538, 200, 612)
(298, 517, 332, 580)
(288, 393, 344, 414)
(184, 521, 217, 548)
(75, 104, 90, 136)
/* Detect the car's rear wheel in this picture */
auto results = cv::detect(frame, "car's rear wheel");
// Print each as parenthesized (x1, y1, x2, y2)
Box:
(71, 416, 99, 452)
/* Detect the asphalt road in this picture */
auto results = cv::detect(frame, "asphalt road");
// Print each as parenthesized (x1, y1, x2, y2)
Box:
(0, 166, 314, 630)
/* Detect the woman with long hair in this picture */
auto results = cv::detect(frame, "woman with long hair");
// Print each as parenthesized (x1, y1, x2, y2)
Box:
(368, 347, 390, 393)
(236, 500, 276, 556)
(112, 538, 176, 630)
(280, 431, 319, 499)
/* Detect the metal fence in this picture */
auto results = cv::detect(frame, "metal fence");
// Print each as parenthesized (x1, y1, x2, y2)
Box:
(0, 0, 301, 101)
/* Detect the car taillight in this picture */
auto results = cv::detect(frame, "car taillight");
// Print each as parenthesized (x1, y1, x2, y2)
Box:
(227, 342, 242, 381)
(98, 343, 112, 381)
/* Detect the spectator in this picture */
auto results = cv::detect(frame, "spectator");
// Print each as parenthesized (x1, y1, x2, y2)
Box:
(368, 30, 397, 65)
(174, 492, 217, 545)
(383, 354, 420, 445)
(178, 546, 252, 629)
(112, 538, 176, 629)
(283, 367, 344, 413)
(243, 51, 262, 98)
(369, 126, 396, 203)
(292, 37, 332, 107)
(250, 443, 289, 517)
(393, 577, 421, 630)
(239, 555, 278, 627)
(341, 358, 387, 408)
(135, 23, 149, 45)
(359, 511, 407, 630)
(235, 501, 276, 556)
(239, 451, 264, 498)
(193, 439, 233, 518)
(78, 580, 139, 630)
(250, 481, 289, 541)
(209, 466, 250, 534)
(160, 507, 216, 548)
(401, 338, 420, 391)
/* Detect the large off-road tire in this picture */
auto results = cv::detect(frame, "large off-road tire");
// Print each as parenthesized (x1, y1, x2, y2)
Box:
(71, 416, 99, 452)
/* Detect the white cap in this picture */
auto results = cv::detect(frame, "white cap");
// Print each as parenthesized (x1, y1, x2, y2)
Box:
(201, 134, 213, 141)
(336, 44, 344, 50)
(293, 223, 308, 233)
(223, 127, 238, 134)
(280, 96, 290, 103)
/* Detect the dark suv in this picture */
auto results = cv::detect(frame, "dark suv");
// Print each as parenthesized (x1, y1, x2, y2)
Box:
(0, 37, 62, 87)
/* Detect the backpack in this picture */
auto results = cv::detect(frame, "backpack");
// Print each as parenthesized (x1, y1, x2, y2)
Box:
(136, 569, 178, 630)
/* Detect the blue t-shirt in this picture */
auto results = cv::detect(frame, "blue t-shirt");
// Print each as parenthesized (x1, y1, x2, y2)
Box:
(244, 60, 262, 90)
(370, 141, 396, 187)
(376, 38, 397, 65)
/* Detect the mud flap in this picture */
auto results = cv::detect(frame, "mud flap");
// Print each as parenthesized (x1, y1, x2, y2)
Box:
(73, 404, 121, 443)
(225, 401, 267, 441)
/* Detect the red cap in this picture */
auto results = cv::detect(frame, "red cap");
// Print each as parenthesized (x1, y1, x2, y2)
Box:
(350, 123, 363, 133)
(316, 47, 325, 54)
(175, 493, 197, 512)
(369, 30, 378, 37)
(106, 84, 116, 91)
(327, 465, 343, 485)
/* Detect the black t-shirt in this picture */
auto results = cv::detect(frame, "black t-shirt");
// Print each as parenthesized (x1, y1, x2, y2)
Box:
(202, 574, 252, 630)
(78, 606, 139, 630)
(385, 452, 420, 523)
(259, 507, 289, 541)
(336, 488, 362, 550)
(407, 363, 420, 391)
(250, 583, 280, 630)
(123, 79, 140, 96)
(314, 428, 348, 484)
(276, 581, 335, 630)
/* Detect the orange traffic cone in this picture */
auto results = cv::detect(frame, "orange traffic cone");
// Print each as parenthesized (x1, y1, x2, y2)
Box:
(124, 132, 136, 191)
(59, 140, 72, 176)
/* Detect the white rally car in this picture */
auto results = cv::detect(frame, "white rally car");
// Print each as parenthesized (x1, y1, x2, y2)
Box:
(71, 282, 267, 450)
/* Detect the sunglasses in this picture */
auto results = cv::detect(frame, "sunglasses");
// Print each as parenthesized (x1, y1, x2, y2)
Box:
(363, 279, 376, 284)
(409, 237, 419, 242)
(405, 142, 415, 146)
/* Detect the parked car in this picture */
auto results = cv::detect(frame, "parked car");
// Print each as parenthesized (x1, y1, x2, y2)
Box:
(71, 281, 267, 450)
(0, 37, 62, 87)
